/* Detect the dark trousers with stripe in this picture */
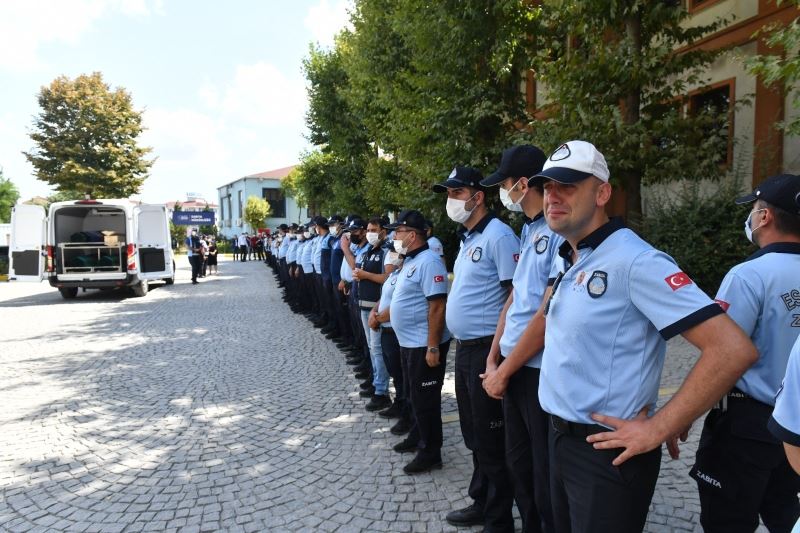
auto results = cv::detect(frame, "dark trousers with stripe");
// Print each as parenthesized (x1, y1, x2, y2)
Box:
(401, 341, 451, 459)
(503, 365, 553, 533)
(455, 341, 514, 532)
(380, 327, 408, 418)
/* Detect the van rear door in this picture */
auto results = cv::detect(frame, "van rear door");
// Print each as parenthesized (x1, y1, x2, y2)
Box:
(9, 204, 47, 281)
(134, 205, 173, 280)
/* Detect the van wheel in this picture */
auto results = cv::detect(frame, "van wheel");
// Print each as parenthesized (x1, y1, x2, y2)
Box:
(132, 280, 148, 297)
(59, 287, 78, 299)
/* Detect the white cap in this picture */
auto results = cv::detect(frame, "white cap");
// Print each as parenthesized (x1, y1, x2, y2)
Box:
(534, 140, 610, 183)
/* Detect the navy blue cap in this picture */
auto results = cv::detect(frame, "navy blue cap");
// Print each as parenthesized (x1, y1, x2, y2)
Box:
(432, 166, 485, 193)
(736, 173, 800, 215)
(481, 144, 547, 187)
(346, 218, 367, 230)
(328, 214, 344, 224)
(308, 215, 328, 227)
(385, 209, 428, 232)
(278, 223, 289, 230)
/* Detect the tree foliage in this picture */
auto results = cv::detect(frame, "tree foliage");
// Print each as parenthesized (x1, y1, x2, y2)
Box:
(745, 0, 800, 136)
(24, 72, 154, 198)
(243, 195, 271, 233)
(0, 169, 20, 224)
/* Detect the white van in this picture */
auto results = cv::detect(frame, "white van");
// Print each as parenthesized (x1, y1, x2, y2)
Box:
(9, 199, 175, 298)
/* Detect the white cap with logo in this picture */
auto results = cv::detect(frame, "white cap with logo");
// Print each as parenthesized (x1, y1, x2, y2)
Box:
(534, 140, 610, 184)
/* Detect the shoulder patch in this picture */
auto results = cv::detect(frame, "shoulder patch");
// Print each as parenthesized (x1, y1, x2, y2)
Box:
(433, 275, 445, 283)
(665, 271, 693, 291)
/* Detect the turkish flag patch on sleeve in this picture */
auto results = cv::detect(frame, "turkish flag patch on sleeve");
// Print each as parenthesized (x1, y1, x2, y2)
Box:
(714, 299, 730, 311)
(665, 272, 693, 291)
(433, 275, 445, 283)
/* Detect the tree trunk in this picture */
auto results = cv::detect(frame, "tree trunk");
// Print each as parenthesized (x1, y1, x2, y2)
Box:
(623, 9, 643, 228)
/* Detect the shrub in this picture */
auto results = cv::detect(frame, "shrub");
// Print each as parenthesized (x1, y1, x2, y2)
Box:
(642, 179, 755, 296)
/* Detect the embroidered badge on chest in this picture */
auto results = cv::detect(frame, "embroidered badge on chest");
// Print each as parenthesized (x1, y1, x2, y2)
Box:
(534, 235, 549, 254)
(471, 246, 483, 262)
(587, 271, 608, 298)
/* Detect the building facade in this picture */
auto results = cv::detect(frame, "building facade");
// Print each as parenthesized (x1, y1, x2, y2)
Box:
(216, 165, 307, 238)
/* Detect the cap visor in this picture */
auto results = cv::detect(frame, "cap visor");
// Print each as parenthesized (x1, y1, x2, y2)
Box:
(384, 222, 401, 230)
(479, 171, 508, 187)
(535, 167, 592, 184)
(734, 193, 757, 205)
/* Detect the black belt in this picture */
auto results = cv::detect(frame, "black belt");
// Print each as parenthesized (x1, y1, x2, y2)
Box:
(381, 326, 394, 332)
(550, 415, 607, 437)
(455, 335, 494, 347)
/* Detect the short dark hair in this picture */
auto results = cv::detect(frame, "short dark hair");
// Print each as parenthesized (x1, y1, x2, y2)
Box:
(757, 199, 800, 237)
(367, 217, 385, 229)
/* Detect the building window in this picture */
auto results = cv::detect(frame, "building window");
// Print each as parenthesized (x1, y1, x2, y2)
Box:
(686, 0, 724, 13)
(262, 188, 286, 218)
(238, 190, 243, 219)
(688, 79, 734, 166)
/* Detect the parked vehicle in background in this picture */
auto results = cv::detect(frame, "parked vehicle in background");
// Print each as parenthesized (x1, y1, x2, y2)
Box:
(9, 199, 175, 298)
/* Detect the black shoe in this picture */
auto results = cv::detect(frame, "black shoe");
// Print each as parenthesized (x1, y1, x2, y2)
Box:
(366, 394, 392, 412)
(192, 280, 199, 284)
(359, 380, 373, 390)
(393, 436, 418, 453)
(445, 503, 485, 527)
(321, 325, 336, 334)
(403, 453, 442, 474)
(324, 331, 340, 340)
(390, 418, 412, 436)
(354, 371, 370, 380)
(358, 386, 375, 398)
(378, 402, 402, 419)
(346, 358, 361, 366)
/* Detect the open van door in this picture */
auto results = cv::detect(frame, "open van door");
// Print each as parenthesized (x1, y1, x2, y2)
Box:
(9, 204, 47, 281)
(134, 205, 173, 282)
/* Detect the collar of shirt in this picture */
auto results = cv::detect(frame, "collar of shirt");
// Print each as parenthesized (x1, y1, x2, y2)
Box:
(405, 242, 430, 259)
(557, 216, 626, 264)
(745, 241, 800, 262)
(458, 212, 496, 242)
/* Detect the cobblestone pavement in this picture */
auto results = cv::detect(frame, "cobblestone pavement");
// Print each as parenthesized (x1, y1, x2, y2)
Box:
(0, 257, 763, 532)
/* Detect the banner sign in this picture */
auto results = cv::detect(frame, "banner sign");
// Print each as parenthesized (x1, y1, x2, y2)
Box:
(172, 211, 215, 225)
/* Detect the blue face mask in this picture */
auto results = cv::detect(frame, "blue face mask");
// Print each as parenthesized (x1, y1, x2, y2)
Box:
(744, 208, 766, 243)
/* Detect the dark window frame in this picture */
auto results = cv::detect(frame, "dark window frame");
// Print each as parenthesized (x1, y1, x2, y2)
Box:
(262, 187, 287, 219)
(687, 78, 735, 168)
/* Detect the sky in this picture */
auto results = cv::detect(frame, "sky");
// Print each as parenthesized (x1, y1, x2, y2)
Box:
(0, 0, 352, 204)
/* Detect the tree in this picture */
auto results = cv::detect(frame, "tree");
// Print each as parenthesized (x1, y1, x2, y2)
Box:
(524, 1, 732, 223)
(169, 201, 185, 250)
(0, 168, 20, 223)
(745, 0, 800, 136)
(243, 195, 271, 233)
(24, 72, 154, 198)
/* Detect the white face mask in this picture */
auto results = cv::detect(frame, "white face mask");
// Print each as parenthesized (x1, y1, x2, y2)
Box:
(303, 231, 311, 239)
(330, 225, 340, 237)
(499, 179, 526, 212)
(446, 193, 478, 224)
(744, 208, 766, 243)
(366, 232, 381, 246)
(393, 237, 409, 255)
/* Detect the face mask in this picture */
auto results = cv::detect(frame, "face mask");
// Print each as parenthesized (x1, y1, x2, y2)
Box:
(393, 233, 413, 255)
(744, 208, 766, 243)
(330, 226, 340, 237)
(350, 233, 362, 245)
(499, 179, 526, 212)
(366, 232, 381, 246)
(446, 193, 478, 224)
(303, 231, 311, 239)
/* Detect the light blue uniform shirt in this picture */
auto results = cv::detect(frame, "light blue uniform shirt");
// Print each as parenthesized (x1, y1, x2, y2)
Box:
(390, 245, 451, 348)
(378, 269, 401, 329)
(539, 219, 723, 425)
(286, 238, 300, 263)
(313, 234, 330, 273)
(278, 237, 290, 259)
(499, 214, 564, 368)
(340, 242, 369, 283)
(715, 243, 800, 405)
(294, 240, 307, 270)
(300, 237, 315, 272)
(446, 214, 519, 340)
(769, 335, 800, 448)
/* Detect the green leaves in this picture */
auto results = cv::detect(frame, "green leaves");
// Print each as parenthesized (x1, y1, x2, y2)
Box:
(0, 169, 20, 224)
(243, 196, 271, 233)
(23, 72, 154, 199)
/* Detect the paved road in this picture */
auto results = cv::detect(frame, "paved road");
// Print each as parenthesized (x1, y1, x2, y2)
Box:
(0, 257, 757, 532)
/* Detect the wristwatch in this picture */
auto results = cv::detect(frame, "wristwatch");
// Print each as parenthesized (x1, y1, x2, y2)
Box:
(427, 347, 439, 353)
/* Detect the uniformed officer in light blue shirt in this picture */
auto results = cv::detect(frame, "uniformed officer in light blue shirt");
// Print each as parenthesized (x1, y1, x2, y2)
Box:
(769, 336, 800, 533)
(533, 140, 757, 533)
(480, 144, 560, 533)
(387, 209, 451, 475)
(691, 173, 800, 532)
(432, 165, 520, 532)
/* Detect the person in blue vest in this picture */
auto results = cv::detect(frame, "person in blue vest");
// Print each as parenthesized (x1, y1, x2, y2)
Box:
(690, 173, 800, 532)
(185, 229, 202, 285)
(531, 140, 757, 532)
(387, 209, 452, 474)
(433, 165, 520, 531)
(341, 218, 373, 393)
(479, 144, 560, 533)
(353, 216, 397, 412)
(769, 335, 800, 533)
